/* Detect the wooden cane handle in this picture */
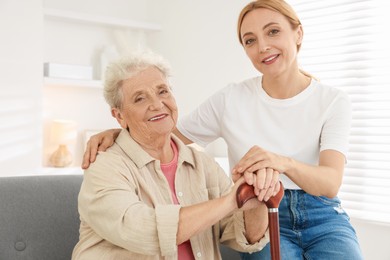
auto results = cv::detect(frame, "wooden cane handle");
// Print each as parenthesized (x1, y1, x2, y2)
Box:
(265, 182, 284, 208)
(236, 182, 284, 208)
(236, 183, 255, 208)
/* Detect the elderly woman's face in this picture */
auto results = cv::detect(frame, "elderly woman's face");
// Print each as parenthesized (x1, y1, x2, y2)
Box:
(113, 67, 178, 141)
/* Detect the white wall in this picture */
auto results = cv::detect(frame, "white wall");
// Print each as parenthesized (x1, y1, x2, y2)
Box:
(0, 0, 43, 175)
(351, 219, 390, 260)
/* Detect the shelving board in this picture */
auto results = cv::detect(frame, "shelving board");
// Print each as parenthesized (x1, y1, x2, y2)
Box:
(43, 7, 162, 31)
(44, 77, 103, 89)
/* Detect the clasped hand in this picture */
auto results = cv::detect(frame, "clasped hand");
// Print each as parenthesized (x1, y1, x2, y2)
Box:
(232, 146, 282, 202)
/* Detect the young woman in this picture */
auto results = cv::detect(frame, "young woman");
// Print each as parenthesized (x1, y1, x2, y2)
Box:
(83, 1, 363, 259)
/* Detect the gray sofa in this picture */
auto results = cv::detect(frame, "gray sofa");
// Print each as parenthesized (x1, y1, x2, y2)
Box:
(0, 174, 240, 260)
(0, 175, 83, 260)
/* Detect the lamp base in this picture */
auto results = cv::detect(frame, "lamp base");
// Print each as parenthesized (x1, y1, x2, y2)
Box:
(50, 144, 72, 167)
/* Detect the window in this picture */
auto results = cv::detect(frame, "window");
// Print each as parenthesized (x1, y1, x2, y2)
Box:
(290, 0, 390, 224)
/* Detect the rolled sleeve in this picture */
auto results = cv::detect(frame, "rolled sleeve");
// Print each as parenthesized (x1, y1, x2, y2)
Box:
(220, 210, 269, 254)
(155, 204, 181, 256)
(233, 211, 270, 253)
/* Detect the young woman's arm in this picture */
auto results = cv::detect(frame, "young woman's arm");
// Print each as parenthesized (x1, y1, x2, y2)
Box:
(232, 146, 344, 198)
(82, 128, 193, 169)
(82, 128, 121, 169)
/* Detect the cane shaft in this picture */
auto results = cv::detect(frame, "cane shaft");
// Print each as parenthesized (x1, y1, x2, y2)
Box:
(268, 210, 281, 260)
(236, 182, 284, 260)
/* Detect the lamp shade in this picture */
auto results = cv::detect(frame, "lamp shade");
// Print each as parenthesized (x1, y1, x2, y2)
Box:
(49, 119, 77, 167)
(50, 119, 77, 145)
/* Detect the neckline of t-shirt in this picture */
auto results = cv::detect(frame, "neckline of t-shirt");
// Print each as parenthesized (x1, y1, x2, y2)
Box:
(160, 139, 179, 169)
(255, 76, 317, 106)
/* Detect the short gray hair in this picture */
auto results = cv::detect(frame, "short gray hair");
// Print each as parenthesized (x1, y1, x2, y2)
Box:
(103, 51, 172, 109)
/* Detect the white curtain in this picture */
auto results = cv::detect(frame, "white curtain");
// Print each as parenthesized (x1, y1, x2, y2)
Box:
(290, 0, 390, 224)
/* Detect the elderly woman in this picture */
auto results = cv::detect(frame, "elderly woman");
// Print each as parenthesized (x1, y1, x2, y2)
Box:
(71, 52, 278, 260)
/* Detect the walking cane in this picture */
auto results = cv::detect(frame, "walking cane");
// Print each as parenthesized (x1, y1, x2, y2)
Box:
(236, 181, 284, 260)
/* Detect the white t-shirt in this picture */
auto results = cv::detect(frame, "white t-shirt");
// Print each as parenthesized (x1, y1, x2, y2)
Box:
(177, 76, 351, 189)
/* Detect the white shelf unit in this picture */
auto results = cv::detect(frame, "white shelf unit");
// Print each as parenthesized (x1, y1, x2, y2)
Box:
(43, 7, 162, 88)
(43, 8, 162, 31)
(44, 77, 102, 89)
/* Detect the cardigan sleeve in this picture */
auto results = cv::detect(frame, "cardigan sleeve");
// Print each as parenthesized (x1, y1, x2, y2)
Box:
(197, 151, 270, 253)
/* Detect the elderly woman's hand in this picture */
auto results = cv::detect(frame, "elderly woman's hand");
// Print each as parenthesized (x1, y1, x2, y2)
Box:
(230, 177, 261, 210)
(232, 168, 280, 203)
(82, 128, 121, 169)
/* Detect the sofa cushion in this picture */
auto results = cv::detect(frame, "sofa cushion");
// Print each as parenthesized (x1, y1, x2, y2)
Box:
(0, 174, 83, 260)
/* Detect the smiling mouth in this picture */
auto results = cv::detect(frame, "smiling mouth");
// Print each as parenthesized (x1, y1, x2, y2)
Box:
(148, 114, 167, 121)
(263, 54, 279, 63)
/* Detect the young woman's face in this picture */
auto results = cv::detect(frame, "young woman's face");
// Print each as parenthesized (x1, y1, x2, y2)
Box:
(240, 8, 302, 78)
(112, 67, 178, 142)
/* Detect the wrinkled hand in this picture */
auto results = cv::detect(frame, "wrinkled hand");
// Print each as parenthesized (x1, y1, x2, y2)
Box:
(231, 177, 264, 211)
(232, 168, 280, 202)
(82, 129, 120, 169)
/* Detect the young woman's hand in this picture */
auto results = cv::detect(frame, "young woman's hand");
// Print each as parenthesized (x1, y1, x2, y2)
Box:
(82, 129, 121, 169)
(232, 146, 289, 175)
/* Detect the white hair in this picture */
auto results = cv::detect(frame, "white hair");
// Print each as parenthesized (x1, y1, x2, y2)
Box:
(103, 51, 172, 108)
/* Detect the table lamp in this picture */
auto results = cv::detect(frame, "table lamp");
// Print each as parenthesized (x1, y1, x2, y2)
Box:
(49, 119, 77, 167)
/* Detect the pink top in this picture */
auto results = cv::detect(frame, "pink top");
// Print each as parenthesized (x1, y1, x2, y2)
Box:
(160, 140, 194, 260)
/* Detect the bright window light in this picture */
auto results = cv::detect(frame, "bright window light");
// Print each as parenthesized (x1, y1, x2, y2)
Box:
(290, 0, 390, 224)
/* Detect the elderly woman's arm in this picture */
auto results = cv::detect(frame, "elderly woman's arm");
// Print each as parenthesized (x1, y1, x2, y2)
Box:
(176, 178, 268, 245)
(80, 151, 270, 256)
(175, 152, 273, 249)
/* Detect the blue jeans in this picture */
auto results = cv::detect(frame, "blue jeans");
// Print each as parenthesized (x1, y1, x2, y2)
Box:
(240, 190, 363, 260)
